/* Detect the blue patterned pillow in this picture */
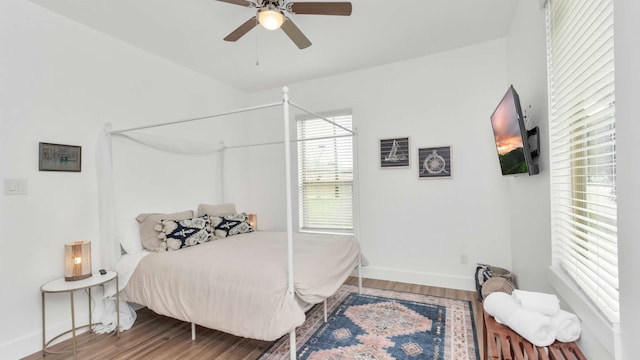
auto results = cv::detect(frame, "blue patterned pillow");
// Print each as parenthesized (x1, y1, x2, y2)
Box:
(211, 213, 254, 238)
(157, 215, 212, 251)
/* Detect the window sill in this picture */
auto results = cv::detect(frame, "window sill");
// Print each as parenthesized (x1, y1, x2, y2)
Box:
(547, 265, 620, 358)
(299, 228, 354, 236)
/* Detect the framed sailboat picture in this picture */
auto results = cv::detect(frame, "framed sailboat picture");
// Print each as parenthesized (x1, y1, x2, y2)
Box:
(380, 137, 410, 168)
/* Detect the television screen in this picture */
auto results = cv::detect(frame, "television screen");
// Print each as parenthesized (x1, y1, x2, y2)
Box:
(490, 85, 538, 175)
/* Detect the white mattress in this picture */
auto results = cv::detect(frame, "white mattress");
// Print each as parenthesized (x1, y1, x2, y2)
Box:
(120, 231, 360, 341)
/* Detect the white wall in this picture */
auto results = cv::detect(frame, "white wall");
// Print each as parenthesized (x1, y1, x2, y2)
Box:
(0, 0, 242, 358)
(236, 39, 515, 291)
(504, 0, 552, 294)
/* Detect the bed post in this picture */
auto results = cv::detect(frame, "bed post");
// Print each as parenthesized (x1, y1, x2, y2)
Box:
(358, 256, 362, 294)
(191, 322, 196, 341)
(324, 300, 328, 322)
(283, 87, 297, 360)
(289, 329, 297, 360)
(353, 127, 363, 294)
(219, 142, 225, 203)
(283, 86, 294, 299)
(97, 123, 120, 270)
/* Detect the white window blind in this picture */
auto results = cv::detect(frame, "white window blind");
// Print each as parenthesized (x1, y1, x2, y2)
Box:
(547, 0, 618, 322)
(297, 115, 353, 232)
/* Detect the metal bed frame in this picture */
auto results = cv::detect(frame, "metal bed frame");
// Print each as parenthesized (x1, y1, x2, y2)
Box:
(107, 87, 362, 360)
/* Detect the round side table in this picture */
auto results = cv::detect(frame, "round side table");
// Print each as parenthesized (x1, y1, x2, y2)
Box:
(41, 271, 120, 359)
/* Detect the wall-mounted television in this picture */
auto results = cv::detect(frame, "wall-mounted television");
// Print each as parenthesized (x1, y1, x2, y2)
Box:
(490, 85, 539, 176)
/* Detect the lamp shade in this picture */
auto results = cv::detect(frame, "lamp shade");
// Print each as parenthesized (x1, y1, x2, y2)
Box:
(247, 213, 257, 230)
(258, 9, 284, 30)
(65, 241, 92, 281)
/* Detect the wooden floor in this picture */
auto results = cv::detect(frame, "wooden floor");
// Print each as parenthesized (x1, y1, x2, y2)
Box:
(24, 277, 484, 360)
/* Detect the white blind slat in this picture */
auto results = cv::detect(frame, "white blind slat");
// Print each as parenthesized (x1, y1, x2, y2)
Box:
(548, 0, 618, 323)
(297, 115, 354, 231)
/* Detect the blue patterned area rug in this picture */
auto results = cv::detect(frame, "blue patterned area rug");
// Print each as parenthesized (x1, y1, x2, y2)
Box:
(258, 284, 480, 360)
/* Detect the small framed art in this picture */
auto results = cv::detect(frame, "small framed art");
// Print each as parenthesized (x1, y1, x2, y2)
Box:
(39, 142, 82, 172)
(380, 137, 410, 168)
(418, 146, 451, 178)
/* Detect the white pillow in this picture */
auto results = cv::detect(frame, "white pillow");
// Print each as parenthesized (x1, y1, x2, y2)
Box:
(117, 217, 143, 254)
(196, 203, 236, 217)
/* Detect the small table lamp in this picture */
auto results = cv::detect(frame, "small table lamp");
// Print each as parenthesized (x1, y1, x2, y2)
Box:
(247, 213, 257, 230)
(65, 241, 92, 281)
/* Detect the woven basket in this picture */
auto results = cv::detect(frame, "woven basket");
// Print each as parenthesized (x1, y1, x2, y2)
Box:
(481, 276, 516, 299)
(488, 266, 510, 277)
(490, 266, 516, 284)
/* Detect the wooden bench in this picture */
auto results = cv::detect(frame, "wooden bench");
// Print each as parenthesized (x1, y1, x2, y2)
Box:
(484, 311, 587, 360)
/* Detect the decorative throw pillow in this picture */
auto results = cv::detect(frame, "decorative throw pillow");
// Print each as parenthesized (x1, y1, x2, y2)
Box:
(136, 210, 194, 252)
(156, 215, 212, 251)
(210, 213, 254, 238)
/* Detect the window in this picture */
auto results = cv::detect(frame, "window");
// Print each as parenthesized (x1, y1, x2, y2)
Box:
(297, 114, 353, 233)
(547, 0, 618, 322)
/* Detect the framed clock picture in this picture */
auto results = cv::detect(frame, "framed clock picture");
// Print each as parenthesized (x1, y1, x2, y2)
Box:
(418, 146, 451, 179)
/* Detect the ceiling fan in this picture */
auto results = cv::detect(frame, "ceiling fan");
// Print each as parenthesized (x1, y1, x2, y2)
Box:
(217, 0, 352, 49)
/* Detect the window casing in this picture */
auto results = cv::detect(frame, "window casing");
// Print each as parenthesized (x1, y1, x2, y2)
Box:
(547, 0, 618, 323)
(297, 115, 353, 233)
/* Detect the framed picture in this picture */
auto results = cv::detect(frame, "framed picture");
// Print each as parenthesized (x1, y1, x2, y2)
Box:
(380, 137, 410, 168)
(39, 142, 82, 172)
(418, 146, 451, 178)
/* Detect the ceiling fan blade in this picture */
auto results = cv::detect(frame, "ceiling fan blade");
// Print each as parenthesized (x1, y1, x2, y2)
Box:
(224, 17, 258, 42)
(216, 0, 254, 7)
(281, 19, 311, 49)
(288, 2, 352, 16)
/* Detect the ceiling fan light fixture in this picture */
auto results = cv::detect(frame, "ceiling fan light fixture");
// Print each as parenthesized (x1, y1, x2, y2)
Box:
(258, 8, 285, 30)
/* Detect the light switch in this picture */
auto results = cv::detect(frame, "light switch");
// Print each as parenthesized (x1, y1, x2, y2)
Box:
(4, 179, 28, 195)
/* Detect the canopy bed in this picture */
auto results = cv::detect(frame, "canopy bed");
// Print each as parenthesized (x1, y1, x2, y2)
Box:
(95, 87, 362, 360)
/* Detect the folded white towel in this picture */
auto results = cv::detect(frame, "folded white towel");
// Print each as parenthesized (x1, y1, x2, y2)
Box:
(508, 307, 557, 347)
(512, 289, 560, 316)
(484, 292, 557, 347)
(483, 292, 519, 324)
(552, 309, 582, 342)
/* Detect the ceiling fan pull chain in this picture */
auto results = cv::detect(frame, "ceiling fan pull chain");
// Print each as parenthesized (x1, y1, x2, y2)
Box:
(255, 32, 260, 66)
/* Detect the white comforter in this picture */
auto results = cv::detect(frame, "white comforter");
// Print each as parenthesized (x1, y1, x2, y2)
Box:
(122, 231, 360, 341)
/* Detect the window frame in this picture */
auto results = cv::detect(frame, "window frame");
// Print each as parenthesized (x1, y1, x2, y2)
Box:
(296, 113, 355, 234)
(546, 0, 620, 355)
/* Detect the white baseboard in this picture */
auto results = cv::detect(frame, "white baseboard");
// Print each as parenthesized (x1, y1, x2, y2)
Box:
(0, 331, 41, 360)
(359, 266, 476, 292)
(0, 314, 90, 360)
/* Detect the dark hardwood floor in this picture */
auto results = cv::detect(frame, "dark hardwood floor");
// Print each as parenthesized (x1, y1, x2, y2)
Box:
(24, 277, 484, 360)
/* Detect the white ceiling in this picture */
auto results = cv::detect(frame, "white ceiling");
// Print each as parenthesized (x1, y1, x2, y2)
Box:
(29, 0, 518, 93)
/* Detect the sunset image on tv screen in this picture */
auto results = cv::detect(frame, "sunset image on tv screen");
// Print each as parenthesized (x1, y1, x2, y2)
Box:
(491, 89, 528, 175)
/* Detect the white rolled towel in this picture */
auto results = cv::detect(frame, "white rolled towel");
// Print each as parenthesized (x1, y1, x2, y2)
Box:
(552, 309, 582, 342)
(483, 292, 519, 324)
(512, 289, 560, 316)
(484, 292, 557, 347)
